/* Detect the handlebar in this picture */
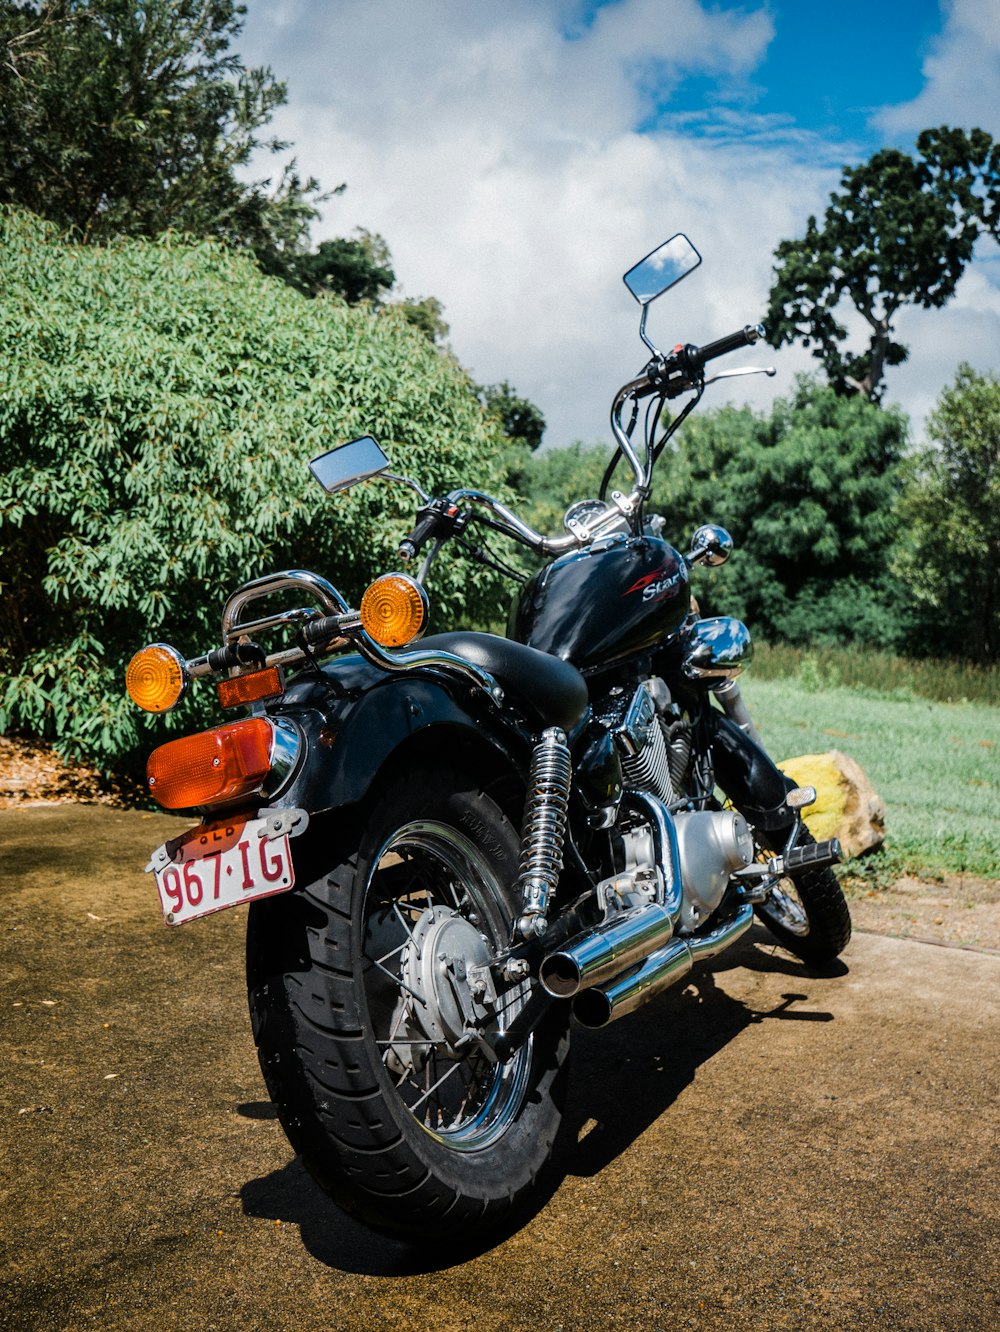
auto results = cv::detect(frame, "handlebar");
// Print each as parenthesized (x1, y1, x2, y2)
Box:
(398, 503, 445, 562)
(686, 322, 765, 372)
(396, 319, 767, 563)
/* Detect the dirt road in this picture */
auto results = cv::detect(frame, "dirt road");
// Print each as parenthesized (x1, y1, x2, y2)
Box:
(3, 805, 999, 1331)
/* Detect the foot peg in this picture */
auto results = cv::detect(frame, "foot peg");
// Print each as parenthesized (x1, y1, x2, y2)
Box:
(784, 838, 842, 874)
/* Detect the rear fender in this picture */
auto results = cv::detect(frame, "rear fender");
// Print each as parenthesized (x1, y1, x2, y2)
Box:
(266, 654, 528, 816)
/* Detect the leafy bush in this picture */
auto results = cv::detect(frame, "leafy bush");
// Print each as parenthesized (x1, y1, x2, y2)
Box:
(0, 208, 511, 773)
(518, 379, 912, 649)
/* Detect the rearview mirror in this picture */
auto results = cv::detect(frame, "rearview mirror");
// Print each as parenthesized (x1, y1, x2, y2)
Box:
(623, 234, 702, 306)
(309, 436, 390, 493)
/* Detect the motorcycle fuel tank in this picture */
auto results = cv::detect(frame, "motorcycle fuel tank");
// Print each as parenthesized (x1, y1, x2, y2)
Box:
(508, 535, 690, 669)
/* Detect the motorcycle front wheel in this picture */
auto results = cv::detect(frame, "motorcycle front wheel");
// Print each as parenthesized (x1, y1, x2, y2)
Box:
(752, 825, 852, 966)
(246, 764, 570, 1241)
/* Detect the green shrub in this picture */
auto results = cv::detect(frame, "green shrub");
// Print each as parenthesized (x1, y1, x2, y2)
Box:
(0, 208, 511, 773)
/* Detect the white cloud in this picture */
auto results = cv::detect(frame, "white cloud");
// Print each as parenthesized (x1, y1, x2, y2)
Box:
(885, 252, 1000, 437)
(874, 0, 1000, 137)
(240, 0, 1000, 457)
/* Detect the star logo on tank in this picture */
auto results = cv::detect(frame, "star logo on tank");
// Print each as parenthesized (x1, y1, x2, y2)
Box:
(623, 567, 683, 603)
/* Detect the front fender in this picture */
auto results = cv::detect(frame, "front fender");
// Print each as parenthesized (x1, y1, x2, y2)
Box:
(266, 653, 527, 815)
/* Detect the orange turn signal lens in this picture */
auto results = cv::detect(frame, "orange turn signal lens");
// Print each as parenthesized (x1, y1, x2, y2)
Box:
(146, 718, 273, 810)
(126, 644, 186, 713)
(360, 573, 428, 647)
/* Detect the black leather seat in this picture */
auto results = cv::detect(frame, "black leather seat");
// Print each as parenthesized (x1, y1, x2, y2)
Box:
(414, 632, 588, 732)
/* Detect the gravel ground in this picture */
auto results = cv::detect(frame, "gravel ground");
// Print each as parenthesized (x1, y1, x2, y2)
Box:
(2, 804, 998, 1331)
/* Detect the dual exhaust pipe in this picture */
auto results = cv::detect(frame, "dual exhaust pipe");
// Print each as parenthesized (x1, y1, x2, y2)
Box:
(538, 790, 755, 1028)
(539, 899, 754, 1028)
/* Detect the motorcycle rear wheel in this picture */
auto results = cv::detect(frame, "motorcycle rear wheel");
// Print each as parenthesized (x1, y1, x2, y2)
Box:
(246, 765, 569, 1241)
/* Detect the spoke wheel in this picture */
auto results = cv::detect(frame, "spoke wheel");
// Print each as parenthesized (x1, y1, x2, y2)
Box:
(247, 765, 570, 1240)
(362, 820, 532, 1150)
(751, 826, 852, 965)
(762, 880, 810, 938)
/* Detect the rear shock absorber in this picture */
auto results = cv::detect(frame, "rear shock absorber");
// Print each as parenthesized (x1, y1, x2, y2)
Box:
(517, 727, 572, 940)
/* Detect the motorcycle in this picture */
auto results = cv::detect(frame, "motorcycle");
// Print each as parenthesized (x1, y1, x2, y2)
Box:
(127, 234, 851, 1241)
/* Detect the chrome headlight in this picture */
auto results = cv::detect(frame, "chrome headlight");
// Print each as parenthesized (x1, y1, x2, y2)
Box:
(681, 616, 752, 682)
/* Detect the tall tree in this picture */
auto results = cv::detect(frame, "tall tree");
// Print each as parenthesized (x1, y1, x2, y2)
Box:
(917, 125, 1000, 244)
(0, 0, 327, 267)
(279, 230, 395, 303)
(766, 132, 996, 401)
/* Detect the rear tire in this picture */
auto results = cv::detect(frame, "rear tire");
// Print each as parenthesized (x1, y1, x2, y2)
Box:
(246, 765, 570, 1241)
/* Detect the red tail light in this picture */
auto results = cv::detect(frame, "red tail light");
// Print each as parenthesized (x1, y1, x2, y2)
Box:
(147, 718, 273, 810)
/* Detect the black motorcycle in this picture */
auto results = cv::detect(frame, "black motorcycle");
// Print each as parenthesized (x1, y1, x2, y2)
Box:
(127, 234, 850, 1241)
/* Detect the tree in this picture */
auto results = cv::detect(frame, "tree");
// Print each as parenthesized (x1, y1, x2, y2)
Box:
(917, 125, 1000, 244)
(397, 295, 450, 345)
(277, 229, 395, 303)
(894, 365, 1000, 663)
(766, 132, 996, 401)
(480, 381, 546, 453)
(0, 209, 512, 773)
(652, 379, 910, 645)
(0, 0, 331, 267)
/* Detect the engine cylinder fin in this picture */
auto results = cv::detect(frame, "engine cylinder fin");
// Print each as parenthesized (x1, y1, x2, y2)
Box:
(621, 710, 674, 804)
(664, 718, 692, 794)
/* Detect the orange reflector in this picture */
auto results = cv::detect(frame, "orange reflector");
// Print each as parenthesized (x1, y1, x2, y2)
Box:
(360, 573, 427, 647)
(126, 644, 186, 713)
(146, 718, 273, 810)
(217, 667, 282, 709)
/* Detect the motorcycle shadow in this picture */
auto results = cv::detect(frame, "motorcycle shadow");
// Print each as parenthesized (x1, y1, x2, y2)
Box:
(559, 924, 842, 1182)
(239, 925, 843, 1274)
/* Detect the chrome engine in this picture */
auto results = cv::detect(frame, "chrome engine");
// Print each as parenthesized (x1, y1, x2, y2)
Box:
(612, 678, 752, 931)
(536, 678, 756, 1027)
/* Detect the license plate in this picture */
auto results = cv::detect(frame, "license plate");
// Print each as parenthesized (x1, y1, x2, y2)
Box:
(151, 813, 296, 926)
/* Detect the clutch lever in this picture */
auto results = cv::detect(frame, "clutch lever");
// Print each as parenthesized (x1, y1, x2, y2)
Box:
(702, 365, 777, 386)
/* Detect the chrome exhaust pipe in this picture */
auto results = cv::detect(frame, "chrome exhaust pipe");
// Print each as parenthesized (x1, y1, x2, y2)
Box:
(573, 903, 755, 1029)
(539, 900, 675, 998)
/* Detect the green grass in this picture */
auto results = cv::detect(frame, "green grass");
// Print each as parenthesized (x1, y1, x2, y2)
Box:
(740, 674, 1000, 882)
(751, 642, 1000, 707)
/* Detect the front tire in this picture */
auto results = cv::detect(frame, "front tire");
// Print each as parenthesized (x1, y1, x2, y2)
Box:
(246, 765, 569, 1240)
(752, 826, 852, 966)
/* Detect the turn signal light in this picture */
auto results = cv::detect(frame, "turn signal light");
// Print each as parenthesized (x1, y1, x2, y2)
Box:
(360, 573, 428, 647)
(126, 644, 186, 713)
(146, 718, 273, 810)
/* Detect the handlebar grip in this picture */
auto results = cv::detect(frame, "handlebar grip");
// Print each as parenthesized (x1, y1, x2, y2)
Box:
(398, 505, 443, 562)
(691, 322, 765, 369)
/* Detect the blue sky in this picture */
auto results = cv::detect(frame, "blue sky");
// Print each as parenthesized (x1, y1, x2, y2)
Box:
(240, 0, 1000, 446)
(702, 0, 944, 146)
